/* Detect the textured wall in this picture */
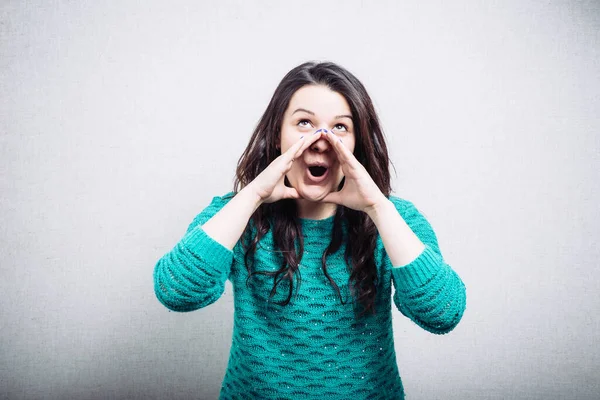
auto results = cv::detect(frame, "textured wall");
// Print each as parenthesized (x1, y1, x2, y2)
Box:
(1, 0, 598, 399)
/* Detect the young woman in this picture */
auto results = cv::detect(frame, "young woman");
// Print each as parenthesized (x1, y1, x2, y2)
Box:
(153, 61, 467, 399)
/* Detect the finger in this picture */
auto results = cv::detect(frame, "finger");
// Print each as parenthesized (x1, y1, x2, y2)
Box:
(293, 131, 324, 159)
(322, 131, 354, 166)
(283, 135, 307, 161)
(280, 131, 324, 167)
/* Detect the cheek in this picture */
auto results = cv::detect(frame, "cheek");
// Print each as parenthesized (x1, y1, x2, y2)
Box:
(289, 163, 304, 179)
(280, 137, 296, 153)
(346, 139, 356, 153)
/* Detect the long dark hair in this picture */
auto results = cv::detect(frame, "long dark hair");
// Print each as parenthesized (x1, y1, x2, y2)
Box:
(233, 61, 394, 319)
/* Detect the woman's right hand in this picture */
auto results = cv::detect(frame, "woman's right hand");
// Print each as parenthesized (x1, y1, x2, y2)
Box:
(248, 131, 324, 204)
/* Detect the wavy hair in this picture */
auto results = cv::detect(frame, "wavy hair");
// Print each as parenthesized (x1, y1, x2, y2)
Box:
(232, 61, 394, 319)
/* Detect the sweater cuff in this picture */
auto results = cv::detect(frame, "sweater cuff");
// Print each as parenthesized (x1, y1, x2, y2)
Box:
(181, 225, 233, 276)
(391, 245, 443, 289)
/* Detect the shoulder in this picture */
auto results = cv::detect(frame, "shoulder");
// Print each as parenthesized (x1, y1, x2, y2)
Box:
(384, 193, 442, 258)
(186, 191, 237, 234)
(386, 193, 434, 229)
(386, 194, 420, 219)
(209, 191, 236, 206)
(203, 191, 237, 213)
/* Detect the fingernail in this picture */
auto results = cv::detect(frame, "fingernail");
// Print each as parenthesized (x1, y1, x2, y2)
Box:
(300, 135, 304, 139)
(313, 129, 322, 135)
(339, 137, 343, 142)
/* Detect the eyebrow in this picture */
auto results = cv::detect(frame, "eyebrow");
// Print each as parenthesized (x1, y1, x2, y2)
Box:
(292, 108, 353, 121)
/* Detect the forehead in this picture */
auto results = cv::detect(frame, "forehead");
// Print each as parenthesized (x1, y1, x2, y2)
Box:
(286, 85, 351, 116)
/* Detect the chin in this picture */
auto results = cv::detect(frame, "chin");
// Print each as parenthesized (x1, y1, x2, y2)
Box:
(297, 184, 334, 201)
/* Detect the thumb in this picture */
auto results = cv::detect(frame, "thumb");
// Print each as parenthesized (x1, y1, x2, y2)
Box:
(321, 190, 342, 205)
(283, 187, 301, 200)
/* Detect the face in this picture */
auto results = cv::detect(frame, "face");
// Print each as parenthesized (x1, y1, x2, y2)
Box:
(278, 84, 356, 202)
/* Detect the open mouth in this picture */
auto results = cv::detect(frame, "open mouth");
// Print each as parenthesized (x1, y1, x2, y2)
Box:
(308, 166, 328, 177)
(306, 165, 330, 183)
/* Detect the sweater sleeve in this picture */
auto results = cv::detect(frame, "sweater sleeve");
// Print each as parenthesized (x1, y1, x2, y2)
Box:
(153, 192, 237, 312)
(380, 196, 467, 335)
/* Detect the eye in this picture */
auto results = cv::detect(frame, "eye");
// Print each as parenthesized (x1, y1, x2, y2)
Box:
(297, 119, 312, 128)
(333, 123, 348, 132)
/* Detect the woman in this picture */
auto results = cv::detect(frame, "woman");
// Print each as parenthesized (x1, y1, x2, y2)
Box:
(153, 61, 467, 399)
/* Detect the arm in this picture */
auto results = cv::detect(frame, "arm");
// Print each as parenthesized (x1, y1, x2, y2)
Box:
(368, 196, 467, 334)
(366, 198, 426, 268)
(153, 186, 262, 312)
(202, 185, 263, 251)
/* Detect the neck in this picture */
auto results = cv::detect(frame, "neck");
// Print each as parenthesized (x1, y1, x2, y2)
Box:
(295, 199, 337, 220)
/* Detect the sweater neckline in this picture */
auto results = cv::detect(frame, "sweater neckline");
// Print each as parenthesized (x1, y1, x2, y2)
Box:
(299, 214, 335, 223)
(298, 214, 336, 233)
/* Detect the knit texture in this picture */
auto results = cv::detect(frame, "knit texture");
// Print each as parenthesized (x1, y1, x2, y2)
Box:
(154, 192, 467, 399)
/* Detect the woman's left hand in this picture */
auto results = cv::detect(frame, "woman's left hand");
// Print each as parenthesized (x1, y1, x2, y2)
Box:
(319, 131, 387, 214)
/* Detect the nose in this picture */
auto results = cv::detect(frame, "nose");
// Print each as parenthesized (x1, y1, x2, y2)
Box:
(310, 129, 332, 153)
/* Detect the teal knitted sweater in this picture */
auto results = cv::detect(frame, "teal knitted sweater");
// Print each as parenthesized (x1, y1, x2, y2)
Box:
(154, 192, 467, 399)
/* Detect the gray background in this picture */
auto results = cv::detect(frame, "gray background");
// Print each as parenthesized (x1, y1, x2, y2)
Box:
(1, 1, 599, 399)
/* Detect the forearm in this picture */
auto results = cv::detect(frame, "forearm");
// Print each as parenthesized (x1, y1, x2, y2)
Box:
(201, 185, 262, 251)
(368, 196, 466, 334)
(366, 199, 426, 267)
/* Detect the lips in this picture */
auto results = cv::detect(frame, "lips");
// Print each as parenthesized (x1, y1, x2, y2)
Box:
(305, 163, 330, 183)
(306, 161, 329, 169)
